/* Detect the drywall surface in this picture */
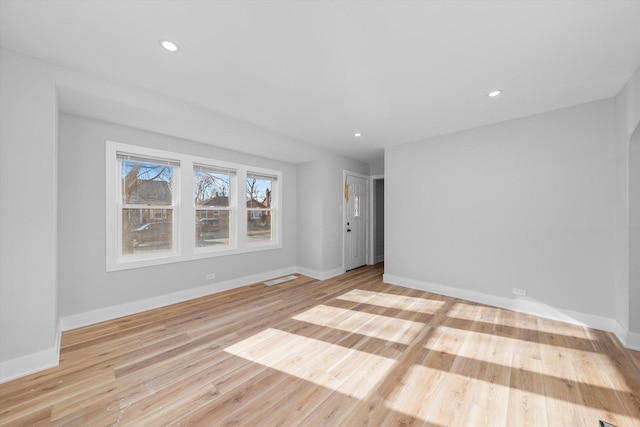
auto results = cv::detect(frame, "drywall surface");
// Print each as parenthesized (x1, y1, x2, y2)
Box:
(614, 65, 640, 335)
(370, 158, 385, 176)
(630, 126, 640, 333)
(57, 114, 297, 317)
(0, 49, 59, 366)
(296, 156, 369, 276)
(386, 99, 617, 318)
(296, 160, 324, 272)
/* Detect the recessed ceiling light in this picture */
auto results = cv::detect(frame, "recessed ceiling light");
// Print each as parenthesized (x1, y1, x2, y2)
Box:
(488, 90, 502, 97)
(161, 40, 179, 52)
(354, 133, 362, 137)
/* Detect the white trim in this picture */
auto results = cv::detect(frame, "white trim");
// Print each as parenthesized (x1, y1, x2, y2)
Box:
(375, 255, 385, 264)
(61, 266, 296, 331)
(0, 321, 62, 384)
(626, 330, 640, 351)
(264, 275, 298, 286)
(383, 273, 638, 348)
(295, 266, 344, 281)
(609, 324, 640, 351)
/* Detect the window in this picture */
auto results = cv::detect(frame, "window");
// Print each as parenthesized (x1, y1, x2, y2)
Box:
(117, 153, 179, 258)
(194, 165, 234, 249)
(246, 173, 275, 244)
(106, 141, 282, 271)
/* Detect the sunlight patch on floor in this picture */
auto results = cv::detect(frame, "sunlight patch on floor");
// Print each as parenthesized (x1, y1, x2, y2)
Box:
(293, 304, 425, 345)
(444, 302, 494, 322)
(336, 289, 446, 314)
(428, 332, 516, 363)
(383, 363, 511, 424)
(444, 302, 597, 344)
(450, 302, 595, 339)
(225, 328, 396, 399)
(426, 323, 628, 391)
(541, 394, 623, 427)
(536, 345, 632, 391)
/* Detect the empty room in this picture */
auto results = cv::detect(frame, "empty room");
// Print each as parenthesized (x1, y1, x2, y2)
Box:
(1, 1, 639, 426)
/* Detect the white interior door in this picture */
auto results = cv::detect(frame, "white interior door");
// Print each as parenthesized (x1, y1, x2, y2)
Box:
(345, 174, 367, 270)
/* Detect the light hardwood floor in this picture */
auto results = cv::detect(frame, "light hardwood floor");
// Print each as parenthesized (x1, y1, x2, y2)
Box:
(1, 264, 639, 426)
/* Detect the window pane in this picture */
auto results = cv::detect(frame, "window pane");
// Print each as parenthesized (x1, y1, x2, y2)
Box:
(122, 209, 173, 254)
(122, 160, 174, 205)
(247, 210, 272, 243)
(246, 175, 272, 209)
(194, 168, 231, 207)
(196, 209, 231, 248)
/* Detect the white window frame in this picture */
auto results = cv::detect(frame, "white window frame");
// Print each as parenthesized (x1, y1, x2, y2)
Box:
(246, 172, 279, 247)
(193, 163, 237, 254)
(106, 141, 283, 272)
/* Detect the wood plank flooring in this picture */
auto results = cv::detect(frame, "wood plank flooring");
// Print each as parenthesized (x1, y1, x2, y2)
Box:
(1, 264, 639, 426)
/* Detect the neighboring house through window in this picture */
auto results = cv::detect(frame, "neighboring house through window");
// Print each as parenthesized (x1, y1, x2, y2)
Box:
(194, 165, 234, 249)
(118, 153, 178, 258)
(246, 174, 276, 244)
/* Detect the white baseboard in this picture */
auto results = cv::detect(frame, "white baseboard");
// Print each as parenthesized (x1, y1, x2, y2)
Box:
(375, 255, 384, 264)
(626, 330, 640, 351)
(0, 321, 62, 384)
(383, 273, 637, 349)
(61, 266, 297, 331)
(295, 266, 344, 281)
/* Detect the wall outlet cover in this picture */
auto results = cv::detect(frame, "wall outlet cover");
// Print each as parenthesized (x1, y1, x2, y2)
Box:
(512, 287, 527, 296)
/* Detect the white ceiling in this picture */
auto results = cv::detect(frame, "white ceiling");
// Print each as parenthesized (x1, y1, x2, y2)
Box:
(2, 0, 639, 165)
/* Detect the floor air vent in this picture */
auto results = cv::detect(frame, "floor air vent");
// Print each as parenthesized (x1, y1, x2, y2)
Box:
(264, 275, 298, 286)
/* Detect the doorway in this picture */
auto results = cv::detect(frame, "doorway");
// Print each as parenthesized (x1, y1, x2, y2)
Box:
(372, 177, 384, 264)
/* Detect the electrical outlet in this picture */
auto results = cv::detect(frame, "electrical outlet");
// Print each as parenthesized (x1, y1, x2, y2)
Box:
(512, 287, 527, 296)
(206, 273, 216, 280)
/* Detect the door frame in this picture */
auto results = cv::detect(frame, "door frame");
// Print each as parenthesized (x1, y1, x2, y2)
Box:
(343, 170, 370, 271)
(369, 174, 384, 265)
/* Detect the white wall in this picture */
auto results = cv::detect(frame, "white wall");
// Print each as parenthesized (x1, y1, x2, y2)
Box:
(296, 160, 324, 273)
(58, 114, 297, 317)
(369, 158, 385, 176)
(0, 49, 60, 378)
(385, 99, 617, 320)
(615, 65, 640, 346)
(630, 127, 640, 334)
(296, 156, 369, 278)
